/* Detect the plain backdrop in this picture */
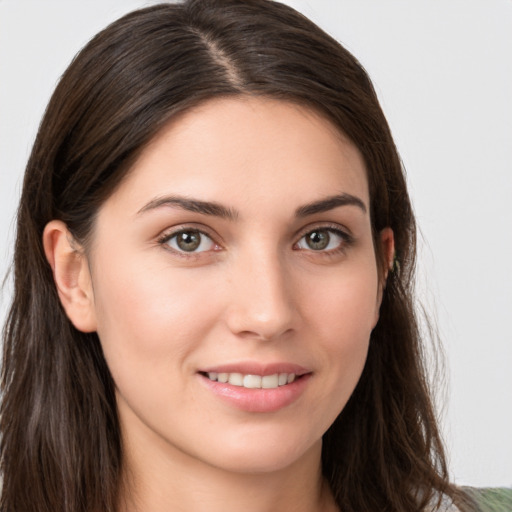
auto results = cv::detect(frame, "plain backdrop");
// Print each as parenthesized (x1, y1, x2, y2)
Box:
(1, 0, 511, 487)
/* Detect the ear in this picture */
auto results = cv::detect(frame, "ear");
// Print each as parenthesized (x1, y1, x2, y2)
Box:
(373, 227, 395, 327)
(43, 220, 97, 332)
(379, 227, 395, 283)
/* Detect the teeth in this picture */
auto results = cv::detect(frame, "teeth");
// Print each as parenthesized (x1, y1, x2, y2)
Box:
(228, 373, 243, 386)
(261, 374, 278, 388)
(243, 374, 261, 388)
(206, 372, 297, 389)
(278, 373, 288, 386)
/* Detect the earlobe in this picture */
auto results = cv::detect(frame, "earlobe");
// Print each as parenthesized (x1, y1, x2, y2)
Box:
(43, 220, 97, 333)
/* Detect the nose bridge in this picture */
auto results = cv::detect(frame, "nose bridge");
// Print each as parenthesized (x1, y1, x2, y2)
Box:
(225, 241, 295, 340)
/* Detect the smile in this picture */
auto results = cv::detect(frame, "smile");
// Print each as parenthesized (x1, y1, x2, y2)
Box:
(205, 372, 296, 389)
(199, 369, 311, 413)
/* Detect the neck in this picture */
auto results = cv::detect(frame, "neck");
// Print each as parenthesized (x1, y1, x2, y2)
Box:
(118, 423, 338, 512)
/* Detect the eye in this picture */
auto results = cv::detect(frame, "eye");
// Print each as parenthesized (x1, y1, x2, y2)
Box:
(162, 229, 217, 253)
(295, 228, 348, 252)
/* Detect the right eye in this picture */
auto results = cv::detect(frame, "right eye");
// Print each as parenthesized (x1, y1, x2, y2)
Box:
(161, 229, 217, 253)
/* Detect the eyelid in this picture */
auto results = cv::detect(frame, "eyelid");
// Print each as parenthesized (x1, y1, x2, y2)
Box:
(294, 222, 353, 241)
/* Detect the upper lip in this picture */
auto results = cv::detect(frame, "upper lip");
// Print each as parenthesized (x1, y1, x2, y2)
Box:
(199, 362, 310, 376)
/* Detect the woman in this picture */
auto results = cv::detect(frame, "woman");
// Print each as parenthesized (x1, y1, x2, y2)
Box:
(0, 1, 477, 511)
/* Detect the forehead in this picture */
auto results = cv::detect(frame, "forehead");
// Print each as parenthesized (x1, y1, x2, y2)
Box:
(108, 96, 369, 216)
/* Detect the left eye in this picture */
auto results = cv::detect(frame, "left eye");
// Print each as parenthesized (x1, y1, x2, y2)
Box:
(296, 228, 346, 251)
(164, 229, 216, 253)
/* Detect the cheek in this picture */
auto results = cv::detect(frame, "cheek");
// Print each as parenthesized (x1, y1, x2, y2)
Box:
(90, 259, 224, 432)
(300, 261, 378, 403)
(91, 257, 220, 378)
(303, 259, 380, 340)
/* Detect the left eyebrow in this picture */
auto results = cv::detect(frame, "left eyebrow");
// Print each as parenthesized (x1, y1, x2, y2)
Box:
(295, 193, 367, 217)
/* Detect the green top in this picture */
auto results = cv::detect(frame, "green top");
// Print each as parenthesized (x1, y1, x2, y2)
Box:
(463, 488, 512, 512)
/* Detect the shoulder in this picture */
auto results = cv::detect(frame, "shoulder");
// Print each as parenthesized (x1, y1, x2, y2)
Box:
(462, 487, 512, 512)
(421, 490, 461, 512)
(435, 493, 461, 512)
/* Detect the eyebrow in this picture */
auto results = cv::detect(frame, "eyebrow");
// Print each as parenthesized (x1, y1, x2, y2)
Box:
(137, 192, 366, 220)
(137, 196, 238, 220)
(295, 193, 367, 217)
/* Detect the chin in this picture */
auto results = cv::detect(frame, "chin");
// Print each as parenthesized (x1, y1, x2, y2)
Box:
(198, 428, 323, 475)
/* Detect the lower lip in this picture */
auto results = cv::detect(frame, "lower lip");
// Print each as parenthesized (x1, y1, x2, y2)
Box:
(199, 373, 311, 413)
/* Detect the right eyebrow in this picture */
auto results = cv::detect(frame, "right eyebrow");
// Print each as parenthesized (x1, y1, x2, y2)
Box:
(136, 195, 239, 221)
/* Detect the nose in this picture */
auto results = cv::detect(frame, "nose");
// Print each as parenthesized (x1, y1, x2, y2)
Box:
(224, 248, 296, 341)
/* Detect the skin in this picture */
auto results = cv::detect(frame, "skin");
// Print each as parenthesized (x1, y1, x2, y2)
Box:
(44, 97, 394, 512)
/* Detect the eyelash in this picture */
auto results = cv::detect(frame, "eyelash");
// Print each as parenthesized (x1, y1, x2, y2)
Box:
(157, 224, 353, 258)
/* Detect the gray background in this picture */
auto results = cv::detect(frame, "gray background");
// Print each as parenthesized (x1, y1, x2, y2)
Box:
(1, 0, 511, 486)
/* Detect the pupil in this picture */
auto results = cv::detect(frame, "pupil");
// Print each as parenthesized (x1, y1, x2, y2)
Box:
(177, 231, 200, 251)
(307, 230, 329, 250)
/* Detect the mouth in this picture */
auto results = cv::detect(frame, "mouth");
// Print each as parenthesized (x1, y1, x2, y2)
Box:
(198, 369, 311, 412)
(197, 363, 311, 412)
(200, 371, 298, 389)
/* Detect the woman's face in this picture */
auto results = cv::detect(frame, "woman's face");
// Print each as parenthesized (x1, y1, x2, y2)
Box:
(83, 97, 390, 474)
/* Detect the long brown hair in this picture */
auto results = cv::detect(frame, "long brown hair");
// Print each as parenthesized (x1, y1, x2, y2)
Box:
(1, 1, 473, 511)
